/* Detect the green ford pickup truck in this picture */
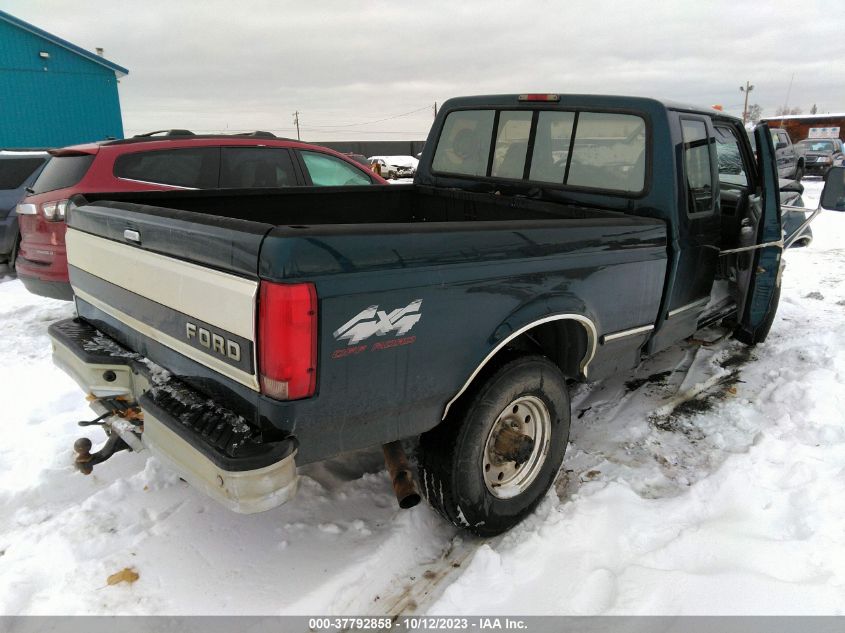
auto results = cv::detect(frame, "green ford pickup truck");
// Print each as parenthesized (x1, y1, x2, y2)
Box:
(49, 93, 843, 535)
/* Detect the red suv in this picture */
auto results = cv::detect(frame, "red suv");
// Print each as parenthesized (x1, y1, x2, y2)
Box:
(16, 131, 387, 299)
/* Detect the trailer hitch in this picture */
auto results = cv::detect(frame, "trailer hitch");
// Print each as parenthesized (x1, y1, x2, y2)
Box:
(72, 398, 143, 474)
(73, 434, 130, 475)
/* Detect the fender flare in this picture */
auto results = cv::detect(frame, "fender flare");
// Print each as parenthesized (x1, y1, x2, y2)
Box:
(441, 306, 598, 420)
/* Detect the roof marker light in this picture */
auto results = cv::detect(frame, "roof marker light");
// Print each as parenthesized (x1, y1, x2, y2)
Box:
(518, 94, 560, 102)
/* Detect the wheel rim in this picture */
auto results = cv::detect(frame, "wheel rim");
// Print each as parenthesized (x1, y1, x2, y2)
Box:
(483, 395, 551, 499)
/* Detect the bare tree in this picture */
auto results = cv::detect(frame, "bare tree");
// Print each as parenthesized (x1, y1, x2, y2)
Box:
(747, 103, 763, 123)
(811, 104, 818, 114)
(775, 106, 803, 116)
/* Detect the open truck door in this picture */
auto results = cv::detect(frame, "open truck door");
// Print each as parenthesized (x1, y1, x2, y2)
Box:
(731, 123, 783, 345)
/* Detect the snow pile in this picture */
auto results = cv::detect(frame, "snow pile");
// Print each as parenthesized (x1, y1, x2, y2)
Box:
(0, 181, 844, 615)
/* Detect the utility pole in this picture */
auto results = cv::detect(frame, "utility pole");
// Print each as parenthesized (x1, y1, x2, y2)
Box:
(292, 111, 301, 140)
(740, 81, 754, 124)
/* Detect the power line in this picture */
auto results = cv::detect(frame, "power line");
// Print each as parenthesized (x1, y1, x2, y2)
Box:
(303, 105, 432, 129)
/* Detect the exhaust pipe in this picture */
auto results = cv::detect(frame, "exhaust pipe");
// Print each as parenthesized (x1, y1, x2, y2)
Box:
(382, 441, 421, 509)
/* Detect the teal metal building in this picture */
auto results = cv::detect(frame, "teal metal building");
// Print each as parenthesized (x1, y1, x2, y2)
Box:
(0, 10, 129, 148)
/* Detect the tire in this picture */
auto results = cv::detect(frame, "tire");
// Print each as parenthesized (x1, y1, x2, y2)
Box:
(7, 235, 20, 273)
(418, 354, 570, 536)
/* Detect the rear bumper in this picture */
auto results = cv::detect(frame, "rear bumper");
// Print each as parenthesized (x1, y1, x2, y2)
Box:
(803, 162, 830, 177)
(16, 237, 73, 299)
(18, 274, 74, 300)
(49, 318, 299, 513)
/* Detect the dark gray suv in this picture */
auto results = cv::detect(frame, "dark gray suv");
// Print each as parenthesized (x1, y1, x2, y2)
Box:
(0, 151, 50, 271)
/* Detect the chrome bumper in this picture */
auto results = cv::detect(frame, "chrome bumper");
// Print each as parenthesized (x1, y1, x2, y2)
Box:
(49, 319, 298, 514)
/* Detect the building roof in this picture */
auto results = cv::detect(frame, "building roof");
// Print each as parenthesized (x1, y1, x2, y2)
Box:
(0, 9, 129, 77)
(763, 113, 845, 121)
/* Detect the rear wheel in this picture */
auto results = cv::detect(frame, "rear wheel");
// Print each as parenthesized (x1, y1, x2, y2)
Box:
(7, 235, 20, 273)
(418, 354, 570, 536)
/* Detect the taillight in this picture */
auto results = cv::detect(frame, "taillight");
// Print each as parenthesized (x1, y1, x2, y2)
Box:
(42, 199, 69, 222)
(257, 281, 318, 400)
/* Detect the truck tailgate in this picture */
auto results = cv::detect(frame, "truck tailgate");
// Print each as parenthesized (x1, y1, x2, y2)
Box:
(67, 199, 274, 393)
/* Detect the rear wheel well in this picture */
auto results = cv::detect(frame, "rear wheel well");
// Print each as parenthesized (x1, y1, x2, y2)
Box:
(442, 318, 591, 421)
(506, 319, 590, 379)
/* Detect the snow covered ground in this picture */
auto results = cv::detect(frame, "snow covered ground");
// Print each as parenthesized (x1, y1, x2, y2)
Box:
(0, 180, 844, 615)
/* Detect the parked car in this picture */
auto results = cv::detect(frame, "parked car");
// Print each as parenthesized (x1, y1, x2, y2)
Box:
(392, 156, 418, 178)
(747, 128, 804, 180)
(795, 138, 845, 178)
(367, 157, 394, 179)
(368, 155, 419, 179)
(51, 94, 829, 536)
(15, 132, 387, 300)
(0, 151, 50, 271)
(779, 179, 812, 247)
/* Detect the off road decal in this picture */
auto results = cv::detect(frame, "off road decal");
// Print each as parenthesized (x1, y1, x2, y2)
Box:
(333, 299, 422, 345)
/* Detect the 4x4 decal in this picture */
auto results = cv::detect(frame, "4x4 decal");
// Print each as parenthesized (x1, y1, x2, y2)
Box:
(333, 299, 422, 345)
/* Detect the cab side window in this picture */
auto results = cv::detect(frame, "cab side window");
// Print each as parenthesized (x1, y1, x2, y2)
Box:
(681, 119, 714, 214)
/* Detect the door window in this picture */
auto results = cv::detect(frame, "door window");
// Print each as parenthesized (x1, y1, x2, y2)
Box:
(681, 119, 714, 214)
(221, 147, 297, 188)
(300, 151, 373, 186)
(114, 148, 218, 188)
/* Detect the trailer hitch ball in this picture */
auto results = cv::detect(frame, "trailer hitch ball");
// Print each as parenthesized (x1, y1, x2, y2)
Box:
(72, 434, 130, 475)
(73, 437, 94, 475)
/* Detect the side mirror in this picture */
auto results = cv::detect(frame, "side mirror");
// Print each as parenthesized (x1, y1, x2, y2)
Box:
(820, 166, 845, 211)
(776, 141, 787, 150)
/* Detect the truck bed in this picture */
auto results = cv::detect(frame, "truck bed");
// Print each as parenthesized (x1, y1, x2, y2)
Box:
(67, 185, 667, 463)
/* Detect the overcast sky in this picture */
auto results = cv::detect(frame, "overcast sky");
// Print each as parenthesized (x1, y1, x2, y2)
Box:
(5, 0, 844, 140)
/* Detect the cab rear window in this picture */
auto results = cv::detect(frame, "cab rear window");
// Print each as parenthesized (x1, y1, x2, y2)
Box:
(432, 108, 647, 194)
(31, 155, 94, 194)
